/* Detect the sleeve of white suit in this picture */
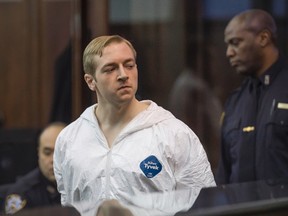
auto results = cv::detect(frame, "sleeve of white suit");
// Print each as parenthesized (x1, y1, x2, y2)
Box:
(53, 135, 68, 206)
(173, 123, 216, 191)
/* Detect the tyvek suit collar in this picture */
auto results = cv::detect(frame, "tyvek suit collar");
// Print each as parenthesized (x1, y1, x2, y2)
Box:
(79, 100, 175, 136)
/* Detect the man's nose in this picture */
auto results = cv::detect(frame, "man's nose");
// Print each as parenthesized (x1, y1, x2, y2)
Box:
(117, 66, 128, 81)
(226, 46, 235, 58)
(49, 155, 54, 164)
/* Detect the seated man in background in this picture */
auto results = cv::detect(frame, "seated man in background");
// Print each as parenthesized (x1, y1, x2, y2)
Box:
(4, 122, 66, 214)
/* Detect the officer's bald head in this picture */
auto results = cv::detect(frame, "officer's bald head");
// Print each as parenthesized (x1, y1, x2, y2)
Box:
(226, 9, 277, 45)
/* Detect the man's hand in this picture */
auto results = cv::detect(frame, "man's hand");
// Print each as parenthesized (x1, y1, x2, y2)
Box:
(96, 199, 134, 216)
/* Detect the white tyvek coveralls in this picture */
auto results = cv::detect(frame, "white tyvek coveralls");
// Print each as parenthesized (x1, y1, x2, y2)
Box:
(54, 100, 216, 215)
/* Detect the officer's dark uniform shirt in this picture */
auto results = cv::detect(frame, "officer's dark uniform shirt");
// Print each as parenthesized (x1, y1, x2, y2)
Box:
(4, 168, 60, 214)
(216, 55, 288, 184)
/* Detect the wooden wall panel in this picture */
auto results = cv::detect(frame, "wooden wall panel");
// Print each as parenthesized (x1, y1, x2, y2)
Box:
(0, 0, 75, 128)
(0, 0, 109, 129)
(0, 0, 39, 128)
(40, 0, 72, 124)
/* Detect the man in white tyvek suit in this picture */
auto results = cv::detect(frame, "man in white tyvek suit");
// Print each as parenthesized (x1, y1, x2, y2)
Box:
(53, 35, 216, 216)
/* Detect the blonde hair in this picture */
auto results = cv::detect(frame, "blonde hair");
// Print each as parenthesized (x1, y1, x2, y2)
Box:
(83, 35, 137, 75)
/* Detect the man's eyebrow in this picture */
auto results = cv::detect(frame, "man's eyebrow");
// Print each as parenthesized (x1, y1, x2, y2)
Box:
(101, 58, 135, 68)
(102, 62, 117, 68)
(123, 58, 135, 63)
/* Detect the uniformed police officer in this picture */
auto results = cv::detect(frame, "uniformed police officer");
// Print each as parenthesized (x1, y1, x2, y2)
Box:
(216, 9, 288, 184)
(4, 122, 66, 214)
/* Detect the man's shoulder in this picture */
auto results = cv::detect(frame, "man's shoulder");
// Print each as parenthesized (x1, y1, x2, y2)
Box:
(276, 64, 288, 81)
(60, 108, 95, 135)
(4, 168, 41, 214)
(225, 79, 249, 107)
(7, 168, 41, 194)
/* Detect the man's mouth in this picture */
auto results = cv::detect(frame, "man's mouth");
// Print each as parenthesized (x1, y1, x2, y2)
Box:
(230, 61, 239, 67)
(118, 85, 129, 90)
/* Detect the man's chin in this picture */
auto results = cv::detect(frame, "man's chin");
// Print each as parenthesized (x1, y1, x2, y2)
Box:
(46, 174, 56, 183)
(235, 67, 250, 76)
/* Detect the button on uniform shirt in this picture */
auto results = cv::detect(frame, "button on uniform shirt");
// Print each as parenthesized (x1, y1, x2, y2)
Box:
(216, 56, 288, 184)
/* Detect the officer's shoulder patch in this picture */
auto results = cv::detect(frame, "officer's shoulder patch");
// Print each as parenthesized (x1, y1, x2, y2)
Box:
(5, 194, 27, 214)
(140, 155, 162, 178)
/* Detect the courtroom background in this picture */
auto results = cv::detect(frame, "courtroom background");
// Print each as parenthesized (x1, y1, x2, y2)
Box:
(1, 0, 288, 182)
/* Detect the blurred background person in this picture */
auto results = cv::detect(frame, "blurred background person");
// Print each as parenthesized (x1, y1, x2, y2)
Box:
(169, 68, 222, 174)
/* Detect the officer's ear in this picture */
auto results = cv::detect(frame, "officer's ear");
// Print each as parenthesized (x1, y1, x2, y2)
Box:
(258, 29, 270, 47)
(84, 74, 97, 91)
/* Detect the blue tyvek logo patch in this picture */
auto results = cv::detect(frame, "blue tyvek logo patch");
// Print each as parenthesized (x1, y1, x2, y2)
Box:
(140, 155, 162, 178)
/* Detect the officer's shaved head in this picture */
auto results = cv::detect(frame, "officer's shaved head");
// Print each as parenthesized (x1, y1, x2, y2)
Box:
(226, 9, 277, 45)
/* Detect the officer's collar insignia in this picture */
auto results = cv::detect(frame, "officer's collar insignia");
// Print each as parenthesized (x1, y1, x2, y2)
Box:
(5, 194, 27, 214)
(264, 75, 270, 85)
(140, 155, 162, 178)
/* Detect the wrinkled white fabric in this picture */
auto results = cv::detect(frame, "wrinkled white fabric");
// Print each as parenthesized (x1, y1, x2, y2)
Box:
(54, 100, 216, 215)
(125, 187, 204, 216)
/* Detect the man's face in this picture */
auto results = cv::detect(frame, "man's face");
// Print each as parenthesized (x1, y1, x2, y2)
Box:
(85, 41, 138, 106)
(38, 126, 63, 182)
(224, 20, 263, 77)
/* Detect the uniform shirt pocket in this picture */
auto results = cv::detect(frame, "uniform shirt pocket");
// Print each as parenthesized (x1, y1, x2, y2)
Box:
(223, 118, 241, 162)
(223, 118, 241, 145)
(266, 102, 288, 150)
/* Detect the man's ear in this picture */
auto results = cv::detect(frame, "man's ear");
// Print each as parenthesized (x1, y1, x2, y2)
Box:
(258, 29, 270, 47)
(84, 74, 97, 91)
